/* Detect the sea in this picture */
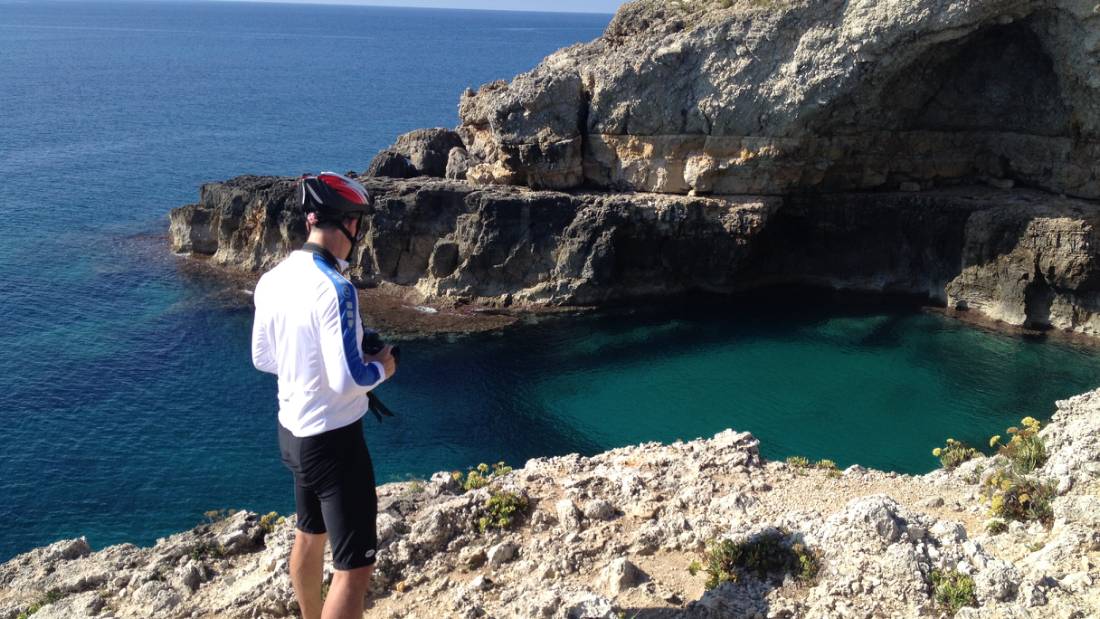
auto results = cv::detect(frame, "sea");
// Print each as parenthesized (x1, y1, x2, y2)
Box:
(1, 0, 1098, 562)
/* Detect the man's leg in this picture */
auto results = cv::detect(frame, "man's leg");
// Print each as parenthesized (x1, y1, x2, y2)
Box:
(321, 565, 374, 619)
(290, 530, 327, 619)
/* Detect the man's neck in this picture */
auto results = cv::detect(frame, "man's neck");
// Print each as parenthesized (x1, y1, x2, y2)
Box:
(305, 230, 348, 264)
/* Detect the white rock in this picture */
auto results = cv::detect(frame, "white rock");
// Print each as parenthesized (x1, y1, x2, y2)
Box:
(556, 498, 583, 529)
(596, 557, 643, 596)
(583, 499, 616, 521)
(487, 542, 517, 568)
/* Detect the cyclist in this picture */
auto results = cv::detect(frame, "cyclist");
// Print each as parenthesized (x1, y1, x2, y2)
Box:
(252, 172, 396, 619)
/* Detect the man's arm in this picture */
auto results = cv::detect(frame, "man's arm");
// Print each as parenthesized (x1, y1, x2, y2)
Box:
(251, 281, 278, 374)
(317, 283, 387, 395)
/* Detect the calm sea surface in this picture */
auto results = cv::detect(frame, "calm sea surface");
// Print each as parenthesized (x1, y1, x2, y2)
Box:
(1, 0, 1098, 562)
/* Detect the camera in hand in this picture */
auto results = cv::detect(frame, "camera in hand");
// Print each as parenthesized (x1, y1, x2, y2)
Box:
(362, 330, 399, 422)
(362, 331, 400, 368)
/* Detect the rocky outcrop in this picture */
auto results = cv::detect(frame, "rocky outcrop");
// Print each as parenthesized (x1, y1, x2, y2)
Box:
(367, 128, 465, 179)
(170, 175, 1100, 335)
(5, 387, 1099, 618)
(458, 0, 1100, 199)
(170, 175, 781, 306)
(169, 0, 1100, 337)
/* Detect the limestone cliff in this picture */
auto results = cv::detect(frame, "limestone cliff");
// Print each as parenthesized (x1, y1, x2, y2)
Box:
(4, 387, 1099, 618)
(170, 176, 1100, 335)
(459, 0, 1100, 199)
(169, 0, 1100, 337)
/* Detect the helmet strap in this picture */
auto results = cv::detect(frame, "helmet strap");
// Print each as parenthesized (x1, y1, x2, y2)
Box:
(336, 221, 358, 261)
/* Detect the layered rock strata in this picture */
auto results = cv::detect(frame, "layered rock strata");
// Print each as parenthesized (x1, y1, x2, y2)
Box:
(170, 0, 1100, 336)
(170, 176, 1100, 335)
(4, 387, 1099, 618)
(458, 0, 1100, 199)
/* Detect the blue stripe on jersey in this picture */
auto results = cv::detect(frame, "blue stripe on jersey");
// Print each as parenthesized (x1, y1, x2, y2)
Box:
(312, 254, 383, 387)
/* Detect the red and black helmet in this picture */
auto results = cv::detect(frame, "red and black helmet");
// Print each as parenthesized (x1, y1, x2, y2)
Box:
(299, 172, 372, 222)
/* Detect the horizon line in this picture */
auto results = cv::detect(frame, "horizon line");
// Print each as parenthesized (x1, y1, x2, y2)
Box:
(136, 0, 620, 15)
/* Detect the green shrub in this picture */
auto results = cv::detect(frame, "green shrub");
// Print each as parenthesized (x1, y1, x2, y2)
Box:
(982, 469, 1054, 525)
(477, 491, 528, 533)
(190, 541, 225, 561)
(259, 511, 285, 535)
(785, 456, 810, 469)
(694, 529, 819, 590)
(16, 589, 63, 619)
(929, 569, 977, 614)
(814, 459, 841, 478)
(453, 461, 513, 493)
(989, 416, 1047, 474)
(931, 438, 980, 470)
(985, 519, 1008, 535)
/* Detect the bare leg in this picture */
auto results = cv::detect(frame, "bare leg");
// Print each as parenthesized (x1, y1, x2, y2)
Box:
(290, 530, 327, 619)
(321, 564, 374, 619)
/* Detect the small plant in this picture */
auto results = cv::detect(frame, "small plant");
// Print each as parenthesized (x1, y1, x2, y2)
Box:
(477, 491, 528, 533)
(929, 568, 977, 614)
(989, 417, 1047, 474)
(814, 459, 841, 478)
(259, 511, 285, 535)
(407, 480, 425, 494)
(981, 469, 1054, 525)
(455, 461, 513, 493)
(785, 456, 810, 469)
(688, 559, 702, 576)
(190, 541, 226, 561)
(203, 508, 238, 524)
(985, 519, 1008, 535)
(16, 589, 63, 619)
(931, 438, 980, 470)
(694, 529, 819, 590)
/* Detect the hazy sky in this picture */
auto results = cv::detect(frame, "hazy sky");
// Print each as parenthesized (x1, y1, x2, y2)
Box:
(223, 0, 624, 13)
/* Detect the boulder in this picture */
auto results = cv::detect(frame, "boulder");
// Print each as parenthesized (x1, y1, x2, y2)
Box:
(379, 128, 465, 178)
(366, 149, 418, 179)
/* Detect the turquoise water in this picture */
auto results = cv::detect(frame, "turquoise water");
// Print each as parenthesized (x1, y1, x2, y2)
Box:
(1, 1, 1098, 562)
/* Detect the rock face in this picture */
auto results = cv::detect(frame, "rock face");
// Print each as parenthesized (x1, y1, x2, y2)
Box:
(170, 175, 781, 306)
(170, 175, 1100, 335)
(367, 128, 464, 179)
(458, 0, 1100, 199)
(5, 388, 1100, 618)
(169, 1, 1100, 337)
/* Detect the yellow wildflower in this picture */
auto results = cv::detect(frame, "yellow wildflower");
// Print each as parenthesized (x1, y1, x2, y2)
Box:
(989, 435, 1001, 448)
(932, 448, 943, 457)
(991, 495, 1005, 512)
(1019, 493, 1031, 504)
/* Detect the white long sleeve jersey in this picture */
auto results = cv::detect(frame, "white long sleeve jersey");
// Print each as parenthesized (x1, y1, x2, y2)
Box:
(251, 246, 386, 437)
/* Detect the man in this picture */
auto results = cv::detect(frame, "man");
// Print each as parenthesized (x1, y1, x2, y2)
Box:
(251, 172, 397, 619)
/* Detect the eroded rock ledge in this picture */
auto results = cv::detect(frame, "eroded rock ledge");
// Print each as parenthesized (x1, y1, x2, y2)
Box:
(170, 175, 1100, 336)
(4, 388, 1099, 618)
(169, 0, 1100, 337)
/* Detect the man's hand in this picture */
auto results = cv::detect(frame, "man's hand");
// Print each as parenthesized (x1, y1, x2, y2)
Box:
(365, 345, 397, 380)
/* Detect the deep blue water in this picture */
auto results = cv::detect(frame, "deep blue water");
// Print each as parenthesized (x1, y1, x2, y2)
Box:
(1, 0, 1098, 563)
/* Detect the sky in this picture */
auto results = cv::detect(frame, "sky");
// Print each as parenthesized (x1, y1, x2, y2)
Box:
(220, 0, 624, 13)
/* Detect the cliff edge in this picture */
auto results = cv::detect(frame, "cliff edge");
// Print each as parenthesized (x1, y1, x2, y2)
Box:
(3, 388, 1098, 618)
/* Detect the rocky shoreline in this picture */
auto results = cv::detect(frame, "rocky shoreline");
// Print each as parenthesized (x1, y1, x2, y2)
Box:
(3, 387, 1098, 618)
(167, 0, 1100, 339)
(32, 1, 1097, 617)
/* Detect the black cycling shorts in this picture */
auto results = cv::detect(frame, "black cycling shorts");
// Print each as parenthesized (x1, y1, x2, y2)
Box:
(278, 417, 378, 570)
